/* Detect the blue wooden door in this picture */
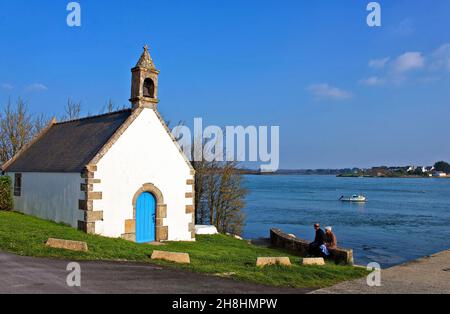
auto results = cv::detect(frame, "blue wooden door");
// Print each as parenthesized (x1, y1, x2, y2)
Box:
(136, 192, 156, 243)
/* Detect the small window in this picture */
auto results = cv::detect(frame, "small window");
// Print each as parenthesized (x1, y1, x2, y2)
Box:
(14, 173, 22, 197)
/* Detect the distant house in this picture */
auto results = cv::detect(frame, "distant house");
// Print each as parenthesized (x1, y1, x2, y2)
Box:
(406, 166, 434, 174)
(1, 46, 196, 243)
(433, 171, 447, 177)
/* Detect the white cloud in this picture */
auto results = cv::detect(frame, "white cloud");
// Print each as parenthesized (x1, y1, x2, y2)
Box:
(369, 57, 390, 69)
(364, 43, 450, 87)
(359, 76, 386, 86)
(430, 43, 450, 71)
(25, 83, 48, 92)
(0, 83, 14, 91)
(307, 84, 352, 101)
(393, 52, 425, 73)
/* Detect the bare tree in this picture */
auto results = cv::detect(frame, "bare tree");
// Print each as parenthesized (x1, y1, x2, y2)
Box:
(100, 99, 129, 114)
(33, 113, 50, 134)
(106, 98, 115, 113)
(191, 146, 209, 225)
(101, 98, 117, 114)
(62, 98, 81, 121)
(215, 162, 246, 235)
(0, 99, 52, 165)
(0, 98, 34, 164)
(192, 139, 247, 235)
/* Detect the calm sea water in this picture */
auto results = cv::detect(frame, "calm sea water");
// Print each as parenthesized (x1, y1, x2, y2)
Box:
(242, 175, 450, 268)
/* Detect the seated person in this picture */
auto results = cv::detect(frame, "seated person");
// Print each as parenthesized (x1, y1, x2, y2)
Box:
(325, 226, 337, 249)
(308, 223, 325, 256)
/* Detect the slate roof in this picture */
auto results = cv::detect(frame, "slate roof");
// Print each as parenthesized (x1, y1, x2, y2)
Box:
(3, 109, 132, 173)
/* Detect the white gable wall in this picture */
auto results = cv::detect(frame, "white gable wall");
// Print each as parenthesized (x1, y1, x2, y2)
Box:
(7, 172, 84, 227)
(94, 108, 194, 241)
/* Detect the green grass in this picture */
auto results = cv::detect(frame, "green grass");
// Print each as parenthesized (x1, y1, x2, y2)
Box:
(0, 211, 368, 289)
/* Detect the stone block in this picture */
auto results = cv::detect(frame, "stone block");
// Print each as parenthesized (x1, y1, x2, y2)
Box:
(156, 226, 168, 241)
(85, 165, 98, 172)
(151, 250, 190, 264)
(88, 192, 102, 200)
(46, 238, 88, 252)
(157, 204, 167, 218)
(85, 210, 103, 222)
(195, 225, 218, 235)
(256, 257, 291, 267)
(302, 258, 325, 266)
(185, 205, 195, 214)
(77, 221, 95, 234)
(125, 219, 135, 233)
(121, 233, 136, 242)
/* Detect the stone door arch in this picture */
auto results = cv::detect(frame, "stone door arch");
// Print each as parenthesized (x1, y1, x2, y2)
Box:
(122, 183, 168, 242)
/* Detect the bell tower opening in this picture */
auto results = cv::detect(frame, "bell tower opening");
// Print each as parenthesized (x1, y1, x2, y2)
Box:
(143, 78, 155, 98)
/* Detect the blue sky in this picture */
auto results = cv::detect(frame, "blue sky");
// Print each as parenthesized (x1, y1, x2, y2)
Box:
(1, 0, 450, 169)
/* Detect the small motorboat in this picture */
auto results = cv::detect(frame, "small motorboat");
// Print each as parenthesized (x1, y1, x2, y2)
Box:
(339, 195, 367, 202)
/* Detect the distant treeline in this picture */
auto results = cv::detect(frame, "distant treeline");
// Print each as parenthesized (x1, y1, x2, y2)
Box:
(239, 168, 359, 175)
(240, 161, 450, 177)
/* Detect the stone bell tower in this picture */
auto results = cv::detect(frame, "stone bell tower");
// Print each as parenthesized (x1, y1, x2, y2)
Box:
(130, 45, 160, 109)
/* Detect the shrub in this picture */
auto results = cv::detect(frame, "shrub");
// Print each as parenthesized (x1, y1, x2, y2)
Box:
(0, 175, 13, 211)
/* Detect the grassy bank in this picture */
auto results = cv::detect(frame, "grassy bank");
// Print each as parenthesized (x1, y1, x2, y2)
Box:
(0, 211, 367, 288)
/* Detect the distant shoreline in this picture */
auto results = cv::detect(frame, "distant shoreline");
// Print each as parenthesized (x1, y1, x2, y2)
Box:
(241, 171, 450, 179)
(336, 175, 450, 179)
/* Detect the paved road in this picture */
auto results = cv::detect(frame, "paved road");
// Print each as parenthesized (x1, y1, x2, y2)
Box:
(312, 249, 450, 294)
(0, 252, 308, 294)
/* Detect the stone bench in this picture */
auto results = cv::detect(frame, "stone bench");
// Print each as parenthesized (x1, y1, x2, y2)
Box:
(270, 228, 354, 265)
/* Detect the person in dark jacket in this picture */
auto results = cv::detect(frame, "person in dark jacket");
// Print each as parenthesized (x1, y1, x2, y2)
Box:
(309, 223, 325, 256)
